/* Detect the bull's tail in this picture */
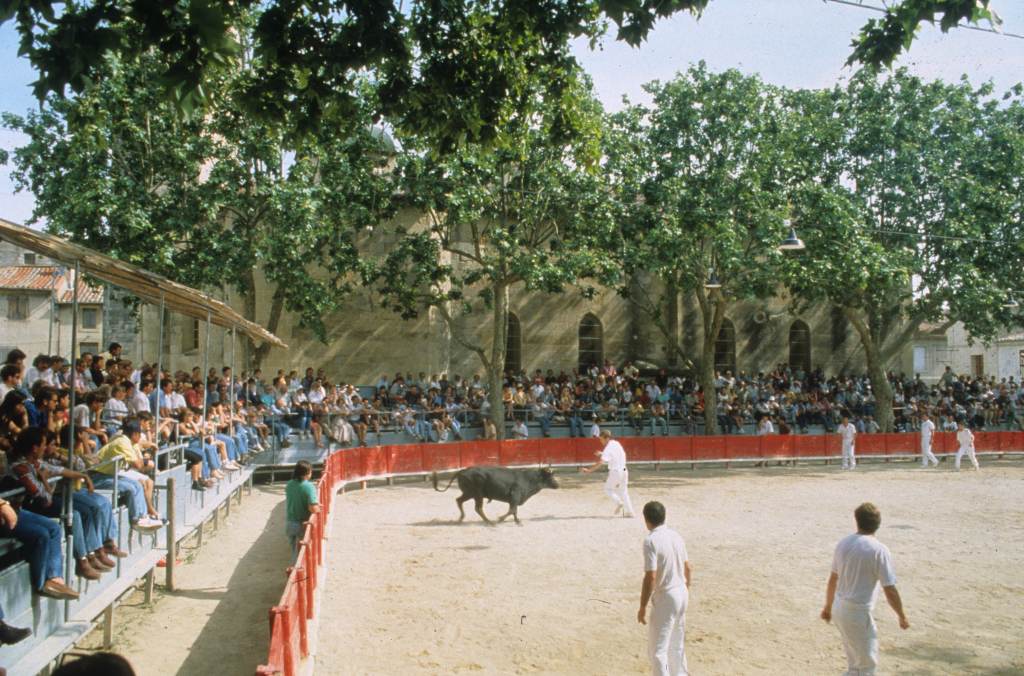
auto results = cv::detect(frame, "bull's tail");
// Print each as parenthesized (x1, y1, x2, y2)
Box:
(432, 470, 462, 492)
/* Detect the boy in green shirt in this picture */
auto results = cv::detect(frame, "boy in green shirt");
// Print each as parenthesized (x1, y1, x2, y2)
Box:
(285, 461, 320, 554)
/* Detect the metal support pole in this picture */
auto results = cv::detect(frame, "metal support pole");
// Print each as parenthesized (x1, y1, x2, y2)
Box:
(103, 604, 114, 649)
(165, 477, 176, 591)
(202, 310, 211, 446)
(64, 260, 80, 622)
(154, 293, 165, 461)
(48, 267, 59, 353)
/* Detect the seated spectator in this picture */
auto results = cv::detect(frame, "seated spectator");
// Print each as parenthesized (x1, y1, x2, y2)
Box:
(650, 402, 669, 436)
(7, 428, 116, 581)
(0, 391, 30, 438)
(93, 421, 162, 530)
(0, 601, 31, 646)
(102, 385, 129, 436)
(512, 417, 529, 440)
(0, 489, 78, 600)
(0, 363, 23, 402)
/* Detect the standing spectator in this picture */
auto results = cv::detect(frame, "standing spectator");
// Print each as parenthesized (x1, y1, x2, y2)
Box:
(582, 430, 635, 518)
(637, 500, 691, 676)
(838, 415, 857, 470)
(954, 420, 979, 471)
(285, 461, 320, 554)
(919, 412, 939, 468)
(649, 402, 669, 436)
(820, 503, 909, 675)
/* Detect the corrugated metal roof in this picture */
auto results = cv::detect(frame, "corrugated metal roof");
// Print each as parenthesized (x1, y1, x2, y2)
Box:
(0, 265, 104, 304)
(0, 218, 286, 348)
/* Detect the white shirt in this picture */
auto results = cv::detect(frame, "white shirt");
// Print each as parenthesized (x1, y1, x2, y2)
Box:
(129, 390, 151, 414)
(512, 421, 528, 439)
(600, 439, 627, 472)
(0, 382, 12, 402)
(103, 397, 129, 423)
(757, 419, 774, 435)
(920, 419, 935, 442)
(839, 422, 856, 446)
(831, 533, 897, 607)
(73, 403, 92, 429)
(956, 428, 974, 451)
(644, 525, 688, 596)
(169, 392, 187, 411)
(590, 422, 601, 438)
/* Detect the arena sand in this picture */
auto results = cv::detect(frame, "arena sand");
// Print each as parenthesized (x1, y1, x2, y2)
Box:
(316, 461, 1024, 675)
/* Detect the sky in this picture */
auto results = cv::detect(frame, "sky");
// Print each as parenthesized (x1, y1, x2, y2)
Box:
(0, 0, 1021, 226)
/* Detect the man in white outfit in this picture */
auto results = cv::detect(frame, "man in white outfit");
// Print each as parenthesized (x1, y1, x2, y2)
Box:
(838, 415, 857, 470)
(821, 503, 909, 675)
(583, 429, 634, 517)
(638, 501, 691, 676)
(955, 420, 980, 471)
(919, 412, 939, 468)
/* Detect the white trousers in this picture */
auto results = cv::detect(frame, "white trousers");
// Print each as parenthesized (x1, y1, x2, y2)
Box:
(833, 599, 878, 676)
(920, 439, 938, 467)
(649, 587, 689, 676)
(842, 443, 856, 469)
(604, 469, 634, 516)
(955, 445, 979, 470)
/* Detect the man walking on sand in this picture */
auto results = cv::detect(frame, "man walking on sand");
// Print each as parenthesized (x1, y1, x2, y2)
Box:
(838, 415, 857, 470)
(954, 420, 980, 471)
(919, 412, 939, 468)
(821, 502, 909, 675)
(638, 501, 691, 676)
(583, 429, 634, 517)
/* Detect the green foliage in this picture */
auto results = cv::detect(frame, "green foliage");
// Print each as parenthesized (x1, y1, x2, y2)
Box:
(3, 40, 397, 347)
(848, 0, 1002, 68)
(1, 0, 998, 151)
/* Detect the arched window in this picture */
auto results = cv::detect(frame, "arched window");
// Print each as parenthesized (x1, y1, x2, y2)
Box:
(505, 312, 522, 375)
(578, 313, 603, 372)
(789, 319, 812, 373)
(714, 318, 736, 375)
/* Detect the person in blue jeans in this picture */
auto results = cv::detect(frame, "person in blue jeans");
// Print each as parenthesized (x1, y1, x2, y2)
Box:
(0, 495, 77, 599)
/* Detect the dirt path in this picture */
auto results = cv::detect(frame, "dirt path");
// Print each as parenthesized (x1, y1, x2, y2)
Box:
(316, 462, 1024, 675)
(80, 484, 292, 676)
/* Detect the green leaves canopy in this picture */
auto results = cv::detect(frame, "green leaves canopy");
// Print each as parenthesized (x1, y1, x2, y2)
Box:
(1, 0, 1001, 150)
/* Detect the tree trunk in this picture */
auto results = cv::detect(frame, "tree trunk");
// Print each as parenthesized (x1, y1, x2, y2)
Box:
(241, 269, 286, 372)
(488, 281, 509, 440)
(845, 308, 895, 432)
(701, 337, 718, 435)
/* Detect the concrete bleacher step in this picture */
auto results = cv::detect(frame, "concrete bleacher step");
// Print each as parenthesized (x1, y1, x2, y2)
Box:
(0, 559, 32, 619)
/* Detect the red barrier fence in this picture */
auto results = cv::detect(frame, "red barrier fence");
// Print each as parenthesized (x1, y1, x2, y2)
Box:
(255, 430, 1024, 674)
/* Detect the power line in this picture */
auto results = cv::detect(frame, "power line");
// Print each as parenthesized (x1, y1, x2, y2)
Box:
(823, 0, 1024, 41)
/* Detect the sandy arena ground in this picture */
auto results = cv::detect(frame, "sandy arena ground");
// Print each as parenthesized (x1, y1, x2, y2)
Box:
(316, 461, 1024, 675)
(78, 484, 294, 676)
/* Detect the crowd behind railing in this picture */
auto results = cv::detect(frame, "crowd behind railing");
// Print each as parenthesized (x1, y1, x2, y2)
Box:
(2, 342, 1023, 646)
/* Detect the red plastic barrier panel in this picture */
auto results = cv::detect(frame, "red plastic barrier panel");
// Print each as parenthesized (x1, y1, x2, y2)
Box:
(654, 436, 692, 462)
(340, 449, 363, 481)
(574, 437, 603, 465)
(693, 435, 727, 461)
(363, 446, 389, 477)
(1003, 431, 1024, 452)
(855, 433, 887, 456)
(885, 434, 917, 455)
(824, 434, 843, 457)
(422, 444, 462, 472)
(499, 439, 542, 466)
(973, 431, 1001, 452)
(792, 435, 826, 457)
(933, 431, 954, 454)
(538, 438, 578, 465)
(461, 440, 501, 466)
(762, 436, 792, 459)
(388, 444, 426, 474)
(725, 435, 762, 460)
(625, 436, 656, 462)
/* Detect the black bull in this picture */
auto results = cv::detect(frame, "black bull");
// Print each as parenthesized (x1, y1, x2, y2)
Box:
(432, 466, 559, 524)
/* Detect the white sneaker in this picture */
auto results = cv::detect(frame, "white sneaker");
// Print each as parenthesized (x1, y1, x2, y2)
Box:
(133, 517, 162, 531)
